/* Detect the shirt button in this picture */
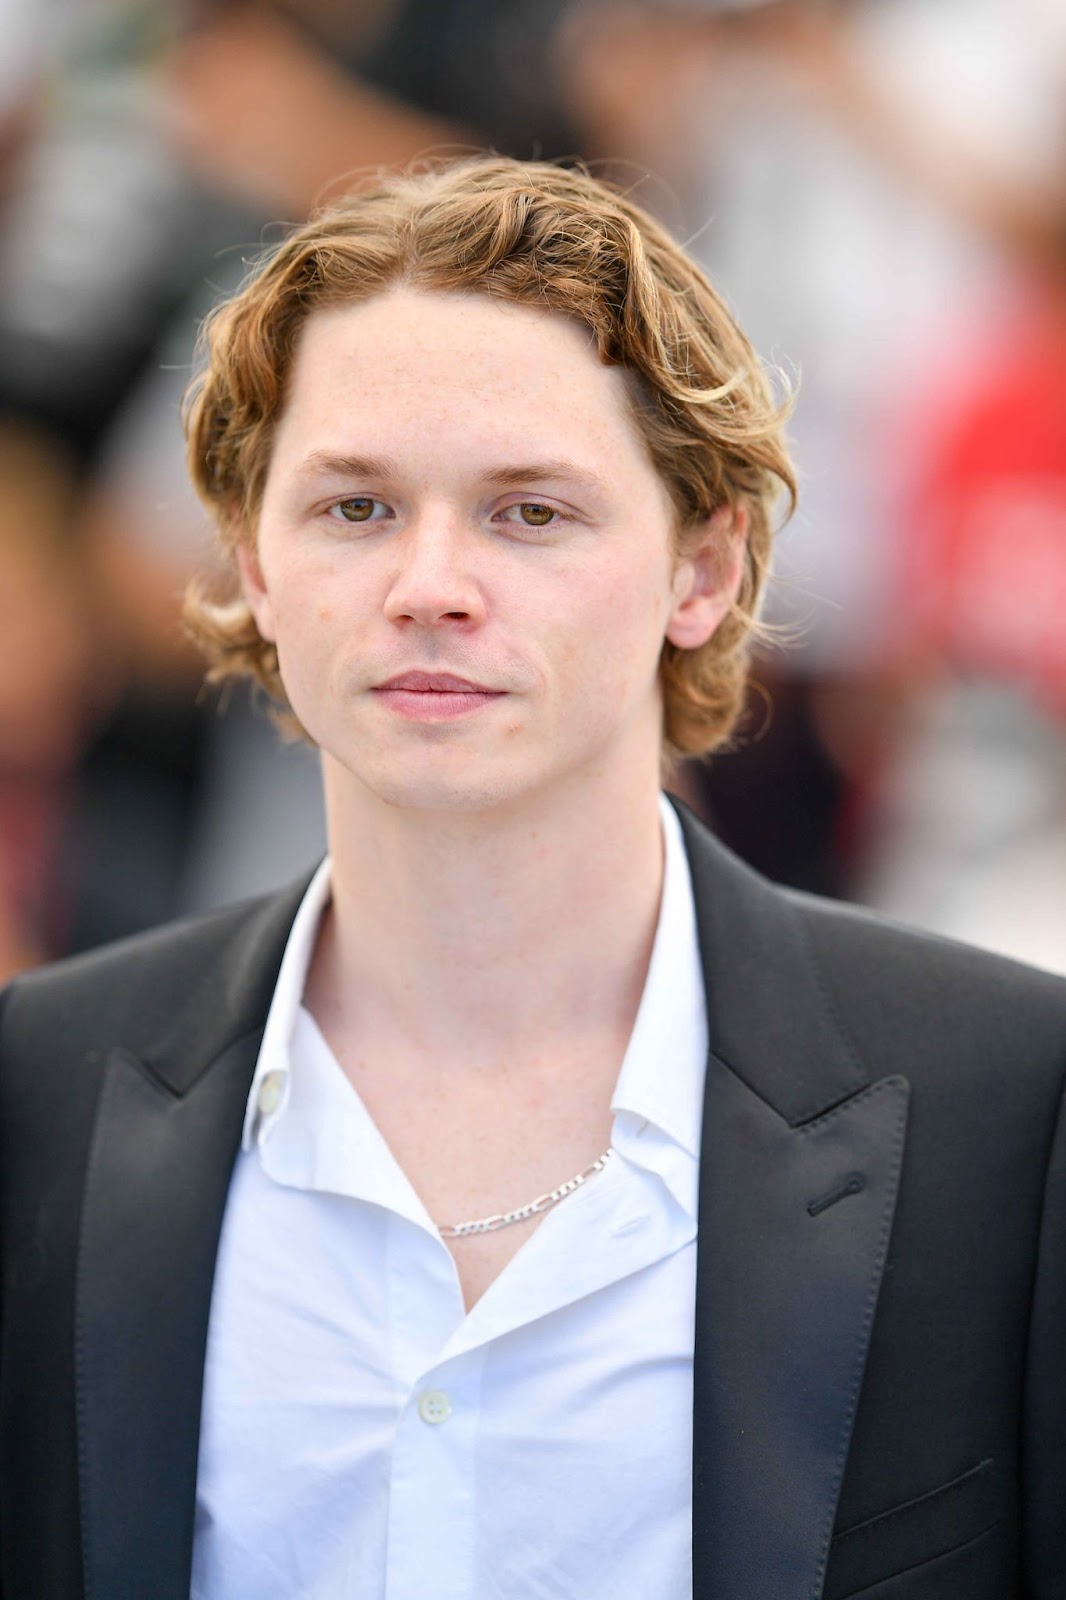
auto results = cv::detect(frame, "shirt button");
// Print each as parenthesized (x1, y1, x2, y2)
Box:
(417, 1389, 452, 1426)
(257, 1071, 286, 1116)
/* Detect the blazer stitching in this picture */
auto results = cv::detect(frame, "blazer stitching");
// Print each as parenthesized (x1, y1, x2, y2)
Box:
(797, 1074, 908, 1140)
(836, 1519, 1000, 1599)
(809, 1079, 909, 1600)
(833, 1457, 992, 1543)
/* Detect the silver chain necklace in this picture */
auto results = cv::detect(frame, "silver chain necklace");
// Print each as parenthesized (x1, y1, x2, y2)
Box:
(437, 1149, 613, 1239)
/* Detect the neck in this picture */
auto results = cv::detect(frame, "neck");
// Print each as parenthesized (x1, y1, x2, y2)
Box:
(308, 758, 668, 1068)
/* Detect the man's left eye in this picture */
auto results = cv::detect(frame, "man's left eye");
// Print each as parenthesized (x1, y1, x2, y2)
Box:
(500, 502, 558, 528)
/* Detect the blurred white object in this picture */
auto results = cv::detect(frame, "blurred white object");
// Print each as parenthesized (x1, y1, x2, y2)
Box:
(862, 682, 1066, 977)
(0, 0, 66, 114)
(682, 0, 1065, 668)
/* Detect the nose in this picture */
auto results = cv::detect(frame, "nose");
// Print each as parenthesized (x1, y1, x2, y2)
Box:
(382, 514, 487, 630)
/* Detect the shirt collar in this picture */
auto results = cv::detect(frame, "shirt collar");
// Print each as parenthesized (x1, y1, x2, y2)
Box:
(609, 793, 708, 1164)
(241, 855, 332, 1151)
(241, 796, 709, 1177)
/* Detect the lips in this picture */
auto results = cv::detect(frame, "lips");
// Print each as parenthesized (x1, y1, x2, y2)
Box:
(375, 671, 499, 693)
(370, 670, 506, 721)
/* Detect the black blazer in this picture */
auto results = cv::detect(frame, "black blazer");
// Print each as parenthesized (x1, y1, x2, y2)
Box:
(1, 801, 1064, 1599)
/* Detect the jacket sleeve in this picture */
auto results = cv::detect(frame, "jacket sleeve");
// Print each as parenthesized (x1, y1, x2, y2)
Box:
(1024, 1064, 1066, 1595)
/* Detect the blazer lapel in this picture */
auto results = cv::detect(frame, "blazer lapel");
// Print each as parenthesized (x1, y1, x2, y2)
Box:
(74, 879, 307, 1600)
(674, 802, 909, 1600)
(73, 807, 903, 1600)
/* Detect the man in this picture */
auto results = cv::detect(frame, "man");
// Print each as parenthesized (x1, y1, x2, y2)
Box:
(1, 157, 1063, 1600)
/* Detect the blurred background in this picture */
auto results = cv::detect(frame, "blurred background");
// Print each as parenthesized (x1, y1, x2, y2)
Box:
(0, 0, 1063, 982)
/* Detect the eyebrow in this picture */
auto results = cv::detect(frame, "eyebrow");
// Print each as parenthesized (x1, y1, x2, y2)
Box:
(479, 461, 610, 499)
(293, 451, 608, 499)
(294, 451, 403, 482)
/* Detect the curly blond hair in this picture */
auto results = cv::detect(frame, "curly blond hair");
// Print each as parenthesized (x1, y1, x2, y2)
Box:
(183, 156, 795, 757)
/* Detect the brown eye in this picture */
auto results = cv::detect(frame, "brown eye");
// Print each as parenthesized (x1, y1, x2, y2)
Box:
(335, 497, 377, 522)
(518, 503, 555, 526)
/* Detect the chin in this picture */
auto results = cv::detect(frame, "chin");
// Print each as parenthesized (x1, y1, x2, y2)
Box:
(347, 755, 535, 817)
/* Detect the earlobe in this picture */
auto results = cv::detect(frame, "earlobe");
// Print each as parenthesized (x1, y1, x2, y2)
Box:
(665, 502, 747, 650)
(236, 541, 278, 643)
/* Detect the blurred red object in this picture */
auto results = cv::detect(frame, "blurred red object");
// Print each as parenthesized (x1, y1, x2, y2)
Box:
(901, 291, 1066, 712)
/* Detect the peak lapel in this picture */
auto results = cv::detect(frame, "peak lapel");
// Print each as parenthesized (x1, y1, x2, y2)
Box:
(74, 880, 307, 1600)
(693, 1057, 908, 1600)
(672, 802, 910, 1600)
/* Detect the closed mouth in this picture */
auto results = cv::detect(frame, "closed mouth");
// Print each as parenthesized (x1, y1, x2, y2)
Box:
(375, 672, 501, 694)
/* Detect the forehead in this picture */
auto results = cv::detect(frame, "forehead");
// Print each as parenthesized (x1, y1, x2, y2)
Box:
(272, 286, 654, 469)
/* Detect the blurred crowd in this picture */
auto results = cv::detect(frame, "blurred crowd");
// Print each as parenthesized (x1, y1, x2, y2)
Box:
(1, 0, 1064, 982)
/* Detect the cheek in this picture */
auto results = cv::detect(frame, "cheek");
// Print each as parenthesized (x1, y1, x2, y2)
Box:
(265, 576, 336, 687)
(603, 555, 675, 647)
(267, 557, 342, 640)
(558, 570, 666, 705)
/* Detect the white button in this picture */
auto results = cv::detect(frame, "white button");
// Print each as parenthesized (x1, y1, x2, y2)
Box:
(257, 1071, 286, 1116)
(417, 1389, 452, 1426)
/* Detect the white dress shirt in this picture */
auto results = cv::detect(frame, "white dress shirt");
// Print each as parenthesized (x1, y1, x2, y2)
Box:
(191, 796, 708, 1600)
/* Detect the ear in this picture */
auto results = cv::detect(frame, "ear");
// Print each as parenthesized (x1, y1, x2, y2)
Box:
(236, 540, 278, 643)
(665, 501, 747, 650)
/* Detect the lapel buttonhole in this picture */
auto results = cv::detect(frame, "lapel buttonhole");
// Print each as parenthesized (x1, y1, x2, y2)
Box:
(807, 1172, 866, 1218)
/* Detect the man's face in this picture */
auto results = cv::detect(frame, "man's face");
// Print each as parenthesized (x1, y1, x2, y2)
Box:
(242, 287, 734, 816)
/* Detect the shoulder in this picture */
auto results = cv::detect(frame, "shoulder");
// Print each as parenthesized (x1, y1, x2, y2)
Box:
(789, 886, 1066, 1131)
(672, 794, 1066, 1102)
(784, 883, 1066, 1063)
(0, 875, 310, 1065)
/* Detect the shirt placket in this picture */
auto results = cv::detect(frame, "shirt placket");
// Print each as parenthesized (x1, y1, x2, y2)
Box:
(383, 1211, 484, 1600)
